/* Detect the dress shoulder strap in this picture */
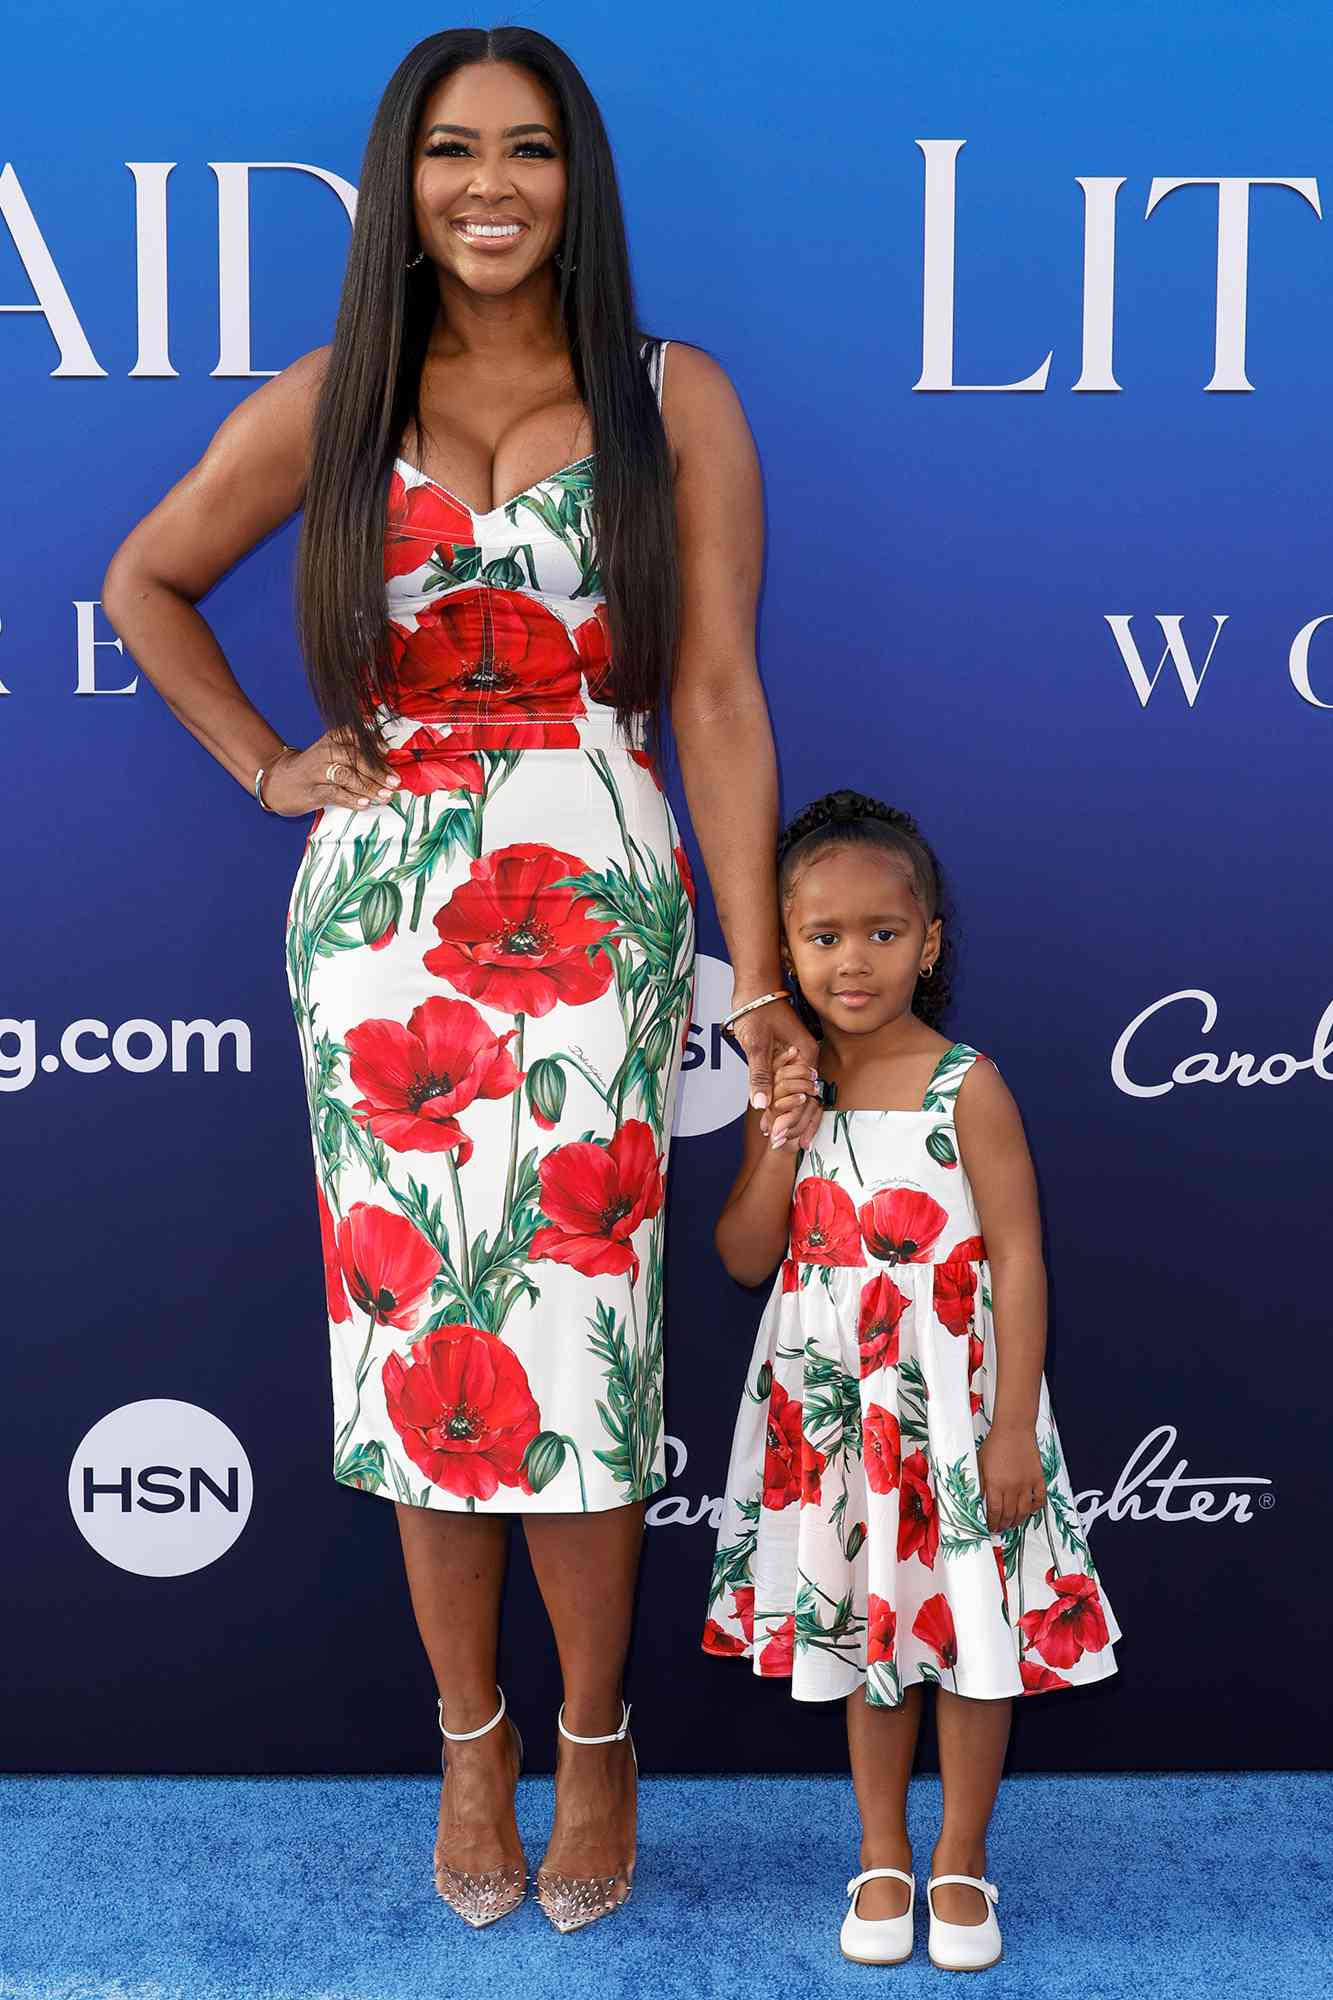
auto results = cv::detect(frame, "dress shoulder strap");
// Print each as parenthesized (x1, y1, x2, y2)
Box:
(638, 336, 670, 410)
(920, 1042, 989, 1116)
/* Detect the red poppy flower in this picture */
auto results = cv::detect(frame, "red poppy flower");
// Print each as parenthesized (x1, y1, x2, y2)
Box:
(858, 1273, 910, 1375)
(732, 1586, 755, 1644)
(389, 587, 586, 743)
(1018, 1568, 1111, 1669)
(992, 1541, 1009, 1608)
(385, 725, 486, 797)
(1020, 1659, 1072, 1694)
(781, 1257, 800, 1293)
(897, 1450, 939, 1568)
(424, 842, 617, 1017)
(316, 1183, 351, 1325)
(912, 1592, 958, 1669)
(384, 471, 474, 580)
(629, 747, 664, 791)
(382, 1323, 539, 1502)
(968, 1333, 986, 1414)
(335, 1203, 441, 1330)
(800, 1432, 826, 1506)
(530, 1119, 664, 1283)
(345, 996, 522, 1161)
(933, 1258, 979, 1339)
(701, 1618, 747, 1656)
(758, 1614, 795, 1676)
(863, 1403, 902, 1494)
(574, 603, 614, 700)
(948, 1234, 986, 1263)
(791, 1178, 866, 1267)
(761, 1379, 803, 1510)
(859, 1187, 949, 1265)
(866, 1594, 897, 1664)
(673, 844, 697, 910)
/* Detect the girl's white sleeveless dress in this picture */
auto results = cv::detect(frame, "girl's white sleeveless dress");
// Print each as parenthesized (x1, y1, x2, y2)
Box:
(703, 1043, 1121, 1704)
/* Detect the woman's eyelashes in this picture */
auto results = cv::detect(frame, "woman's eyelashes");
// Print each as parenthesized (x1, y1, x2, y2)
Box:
(424, 140, 557, 159)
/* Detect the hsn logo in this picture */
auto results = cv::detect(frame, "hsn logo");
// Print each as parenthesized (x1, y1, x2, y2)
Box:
(68, 1399, 253, 1576)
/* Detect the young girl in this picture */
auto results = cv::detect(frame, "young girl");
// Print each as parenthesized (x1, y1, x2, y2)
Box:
(703, 790, 1120, 1970)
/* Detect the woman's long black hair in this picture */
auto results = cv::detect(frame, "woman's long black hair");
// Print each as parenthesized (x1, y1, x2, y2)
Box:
(297, 26, 678, 763)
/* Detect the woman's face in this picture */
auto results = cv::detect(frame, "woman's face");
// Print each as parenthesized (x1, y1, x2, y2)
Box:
(412, 61, 568, 297)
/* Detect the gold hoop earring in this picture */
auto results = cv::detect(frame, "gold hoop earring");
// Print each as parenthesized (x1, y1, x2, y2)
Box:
(919, 963, 935, 981)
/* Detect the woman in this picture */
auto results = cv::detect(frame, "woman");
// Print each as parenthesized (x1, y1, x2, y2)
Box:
(102, 26, 819, 1933)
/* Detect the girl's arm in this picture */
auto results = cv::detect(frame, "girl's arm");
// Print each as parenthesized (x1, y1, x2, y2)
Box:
(954, 1061, 1049, 1533)
(714, 1049, 816, 1283)
(101, 345, 390, 816)
(662, 345, 820, 1147)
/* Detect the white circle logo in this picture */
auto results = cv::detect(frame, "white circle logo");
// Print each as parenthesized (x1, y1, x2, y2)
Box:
(68, 1400, 253, 1577)
(673, 953, 753, 1139)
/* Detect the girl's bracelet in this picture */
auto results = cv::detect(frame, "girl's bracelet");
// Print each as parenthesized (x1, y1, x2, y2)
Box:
(720, 989, 788, 1034)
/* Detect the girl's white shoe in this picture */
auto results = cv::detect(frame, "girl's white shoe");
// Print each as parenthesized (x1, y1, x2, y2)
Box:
(840, 1867, 916, 1964)
(926, 1874, 1002, 1971)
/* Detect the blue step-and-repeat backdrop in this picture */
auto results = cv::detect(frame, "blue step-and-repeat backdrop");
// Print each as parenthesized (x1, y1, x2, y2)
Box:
(4, 0, 1329, 1774)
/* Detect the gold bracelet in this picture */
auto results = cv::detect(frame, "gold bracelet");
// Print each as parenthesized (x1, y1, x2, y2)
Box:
(720, 989, 788, 1034)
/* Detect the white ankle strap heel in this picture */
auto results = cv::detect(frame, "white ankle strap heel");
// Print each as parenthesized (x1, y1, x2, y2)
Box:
(536, 1700, 637, 1933)
(840, 1867, 916, 1965)
(927, 1873, 1002, 1971)
(433, 1688, 526, 1930)
(556, 1699, 632, 1746)
(438, 1687, 508, 1742)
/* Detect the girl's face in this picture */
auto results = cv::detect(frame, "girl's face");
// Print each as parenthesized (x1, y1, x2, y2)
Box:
(412, 61, 568, 296)
(783, 844, 941, 1037)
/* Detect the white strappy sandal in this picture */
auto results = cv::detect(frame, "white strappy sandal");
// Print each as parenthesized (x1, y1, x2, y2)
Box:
(840, 1867, 916, 1964)
(926, 1873, 1003, 1970)
(433, 1688, 526, 1929)
(535, 1700, 637, 1933)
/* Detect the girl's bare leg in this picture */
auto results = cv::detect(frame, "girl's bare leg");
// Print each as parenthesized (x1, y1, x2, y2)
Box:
(931, 1688, 1012, 1923)
(846, 1683, 925, 1918)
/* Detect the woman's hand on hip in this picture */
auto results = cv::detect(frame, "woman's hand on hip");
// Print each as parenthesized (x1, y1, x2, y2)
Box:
(262, 731, 399, 817)
(731, 998, 822, 1149)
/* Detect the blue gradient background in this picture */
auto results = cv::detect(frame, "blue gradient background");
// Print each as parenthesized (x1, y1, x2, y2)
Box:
(3, 0, 1329, 1771)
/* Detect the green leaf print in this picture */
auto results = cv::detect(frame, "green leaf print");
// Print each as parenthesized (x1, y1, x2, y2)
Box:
(925, 1127, 958, 1169)
(801, 1342, 862, 1469)
(933, 1452, 994, 1557)
(866, 1658, 904, 1708)
(794, 1570, 866, 1661)
(921, 1043, 972, 1114)
(709, 1493, 760, 1609)
(335, 1439, 386, 1493)
(521, 1431, 589, 1511)
(587, 1298, 665, 1503)
(481, 555, 526, 589)
(897, 1355, 931, 1448)
(425, 543, 483, 588)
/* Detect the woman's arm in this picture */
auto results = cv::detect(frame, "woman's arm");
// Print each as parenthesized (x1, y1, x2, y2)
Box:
(101, 345, 390, 815)
(954, 1061, 1049, 1532)
(661, 344, 820, 1143)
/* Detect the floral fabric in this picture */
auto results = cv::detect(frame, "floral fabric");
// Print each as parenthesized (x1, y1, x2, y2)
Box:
(288, 339, 695, 1513)
(703, 1044, 1121, 1702)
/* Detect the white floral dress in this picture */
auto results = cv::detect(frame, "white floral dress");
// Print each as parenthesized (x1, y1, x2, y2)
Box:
(703, 1044, 1121, 1703)
(286, 338, 695, 1514)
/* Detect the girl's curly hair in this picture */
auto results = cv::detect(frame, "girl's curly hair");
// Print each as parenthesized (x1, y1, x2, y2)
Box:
(777, 788, 956, 1031)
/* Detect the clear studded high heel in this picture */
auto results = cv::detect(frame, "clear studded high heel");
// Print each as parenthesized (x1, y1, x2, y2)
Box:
(535, 1699, 636, 1933)
(433, 1687, 527, 1929)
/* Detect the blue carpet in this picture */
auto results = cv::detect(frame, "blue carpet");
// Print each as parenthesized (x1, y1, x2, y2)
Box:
(0, 1773, 1326, 2000)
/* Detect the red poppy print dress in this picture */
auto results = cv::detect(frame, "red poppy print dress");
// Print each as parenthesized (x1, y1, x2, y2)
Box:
(702, 1044, 1121, 1703)
(287, 339, 695, 1513)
